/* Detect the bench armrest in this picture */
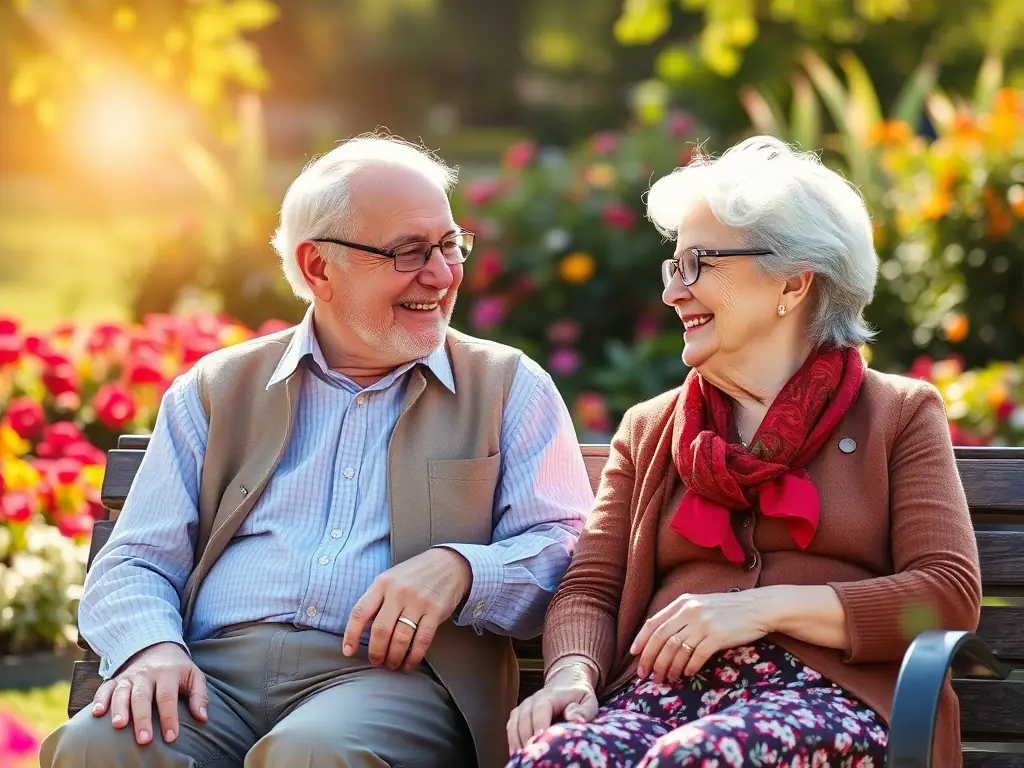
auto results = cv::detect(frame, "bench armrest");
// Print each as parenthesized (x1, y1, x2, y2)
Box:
(887, 630, 1009, 768)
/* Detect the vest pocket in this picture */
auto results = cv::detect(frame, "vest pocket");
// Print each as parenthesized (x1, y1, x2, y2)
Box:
(427, 453, 501, 546)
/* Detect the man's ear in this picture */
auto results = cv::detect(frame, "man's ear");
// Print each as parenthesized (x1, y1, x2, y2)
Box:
(295, 242, 334, 301)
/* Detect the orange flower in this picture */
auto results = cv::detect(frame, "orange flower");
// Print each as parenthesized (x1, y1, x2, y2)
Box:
(559, 252, 596, 283)
(942, 314, 969, 344)
(921, 190, 952, 220)
(867, 120, 912, 147)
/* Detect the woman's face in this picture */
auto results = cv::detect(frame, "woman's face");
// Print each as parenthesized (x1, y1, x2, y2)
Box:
(661, 204, 783, 371)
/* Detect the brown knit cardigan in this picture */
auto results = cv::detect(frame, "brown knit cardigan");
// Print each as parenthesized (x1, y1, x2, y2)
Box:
(543, 368, 982, 768)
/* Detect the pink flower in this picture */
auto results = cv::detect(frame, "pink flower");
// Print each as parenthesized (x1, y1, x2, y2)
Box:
(0, 332, 20, 365)
(5, 396, 46, 439)
(94, 383, 138, 429)
(546, 320, 581, 345)
(43, 421, 83, 452)
(590, 131, 619, 156)
(667, 111, 695, 138)
(548, 348, 581, 377)
(908, 356, 933, 380)
(996, 400, 1015, 422)
(469, 296, 508, 332)
(466, 178, 502, 207)
(49, 457, 85, 486)
(635, 311, 660, 339)
(503, 140, 536, 169)
(467, 250, 504, 291)
(64, 441, 107, 467)
(0, 711, 39, 763)
(601, 202, 636, 231)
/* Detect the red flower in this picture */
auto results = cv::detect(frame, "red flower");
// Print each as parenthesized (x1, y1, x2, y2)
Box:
(55, 512, 94, 539)
(996, 400, 1015, 422)
(503, 140, 536, 169)
(5, 396, 46, 439)
(601, 202, 636, 231)
(667, 111, 695, 138)
(0, 333, 20, 365)
(907, 356, 934, 380)
(43, 421, 83, 452)
(256, 319, 293, 337)
(94, 383, 138, 429)
(183, 335, 222, 364)
(64, 441, 108, 466)
(0, 317, 17, 335)
(43, 361, 79, 397)
(1, 491, 34, 524)
(49, 457, 85, 486)
(86, 323, 126, 354)
(126, 357, 167, 386)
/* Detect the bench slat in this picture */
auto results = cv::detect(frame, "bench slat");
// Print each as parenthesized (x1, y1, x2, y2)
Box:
(959, 679, 1024, 738)
(963, 751, 1024, 768)
(978, 531, 1024, 586)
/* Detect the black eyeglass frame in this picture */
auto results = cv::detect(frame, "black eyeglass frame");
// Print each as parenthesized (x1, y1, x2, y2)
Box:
(310, 231, 475, 272)
(661, 247, 774, 287)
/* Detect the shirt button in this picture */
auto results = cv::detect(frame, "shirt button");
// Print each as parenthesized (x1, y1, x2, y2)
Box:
(318, 555, 329, 565)
(745, 553, 758, 571)
(343, 467, 355, 479)
(306, 606, 318, 618)
(356, 395, 367, 407)
(331, 529, 343, 539)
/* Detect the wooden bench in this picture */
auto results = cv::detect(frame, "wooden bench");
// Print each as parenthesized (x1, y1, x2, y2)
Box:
(70, 437, 1024, 767)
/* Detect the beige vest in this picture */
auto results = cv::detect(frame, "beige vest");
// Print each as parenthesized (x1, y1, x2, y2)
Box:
(180, 325, 523, 768)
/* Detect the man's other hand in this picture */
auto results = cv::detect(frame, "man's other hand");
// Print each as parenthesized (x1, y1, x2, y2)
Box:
(90, 641, 208, 745)
(342, 548, 473, 671)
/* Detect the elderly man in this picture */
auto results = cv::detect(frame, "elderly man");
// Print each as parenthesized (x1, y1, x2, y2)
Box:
(41, 135, 594, 768)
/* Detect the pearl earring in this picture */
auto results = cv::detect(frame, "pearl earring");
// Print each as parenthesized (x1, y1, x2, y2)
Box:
(777, 305, 787, 316)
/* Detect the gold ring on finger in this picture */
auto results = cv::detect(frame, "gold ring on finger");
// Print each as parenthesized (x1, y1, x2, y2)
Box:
(681, 641, 695, 653)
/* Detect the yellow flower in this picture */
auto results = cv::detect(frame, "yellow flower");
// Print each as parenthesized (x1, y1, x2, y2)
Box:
(81, 465, 106, 491)
(559, 252, 596, 284)
(2, 456, 41, 492)
(859, 345, 873, 365)
(584, 164, 616, 189)
(1, 425, 31, 458)
(220, 325, 252, 347)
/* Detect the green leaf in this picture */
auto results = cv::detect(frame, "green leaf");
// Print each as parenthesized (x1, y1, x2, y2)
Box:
(789, 72, 821, 150)
(973, 49, 1004, 113)
(655, 45, 697, 82)
(836, 50, 882, 142)
(738, 85, 788, 137)
(799, 48, 850, 136)
(891, 52, 940, 126)
(614, 0, 672, 45)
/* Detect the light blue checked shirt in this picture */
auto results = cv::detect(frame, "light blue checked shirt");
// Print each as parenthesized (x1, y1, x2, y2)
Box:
(81, 310, 594, 679)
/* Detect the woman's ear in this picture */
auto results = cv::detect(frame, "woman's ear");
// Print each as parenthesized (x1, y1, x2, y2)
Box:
(779, 271, 814, 313)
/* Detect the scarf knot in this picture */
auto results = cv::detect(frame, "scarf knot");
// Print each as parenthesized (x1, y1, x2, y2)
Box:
(669, 346, 865, 563)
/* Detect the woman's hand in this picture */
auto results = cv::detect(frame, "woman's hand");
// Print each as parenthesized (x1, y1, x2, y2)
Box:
(630, 590, 772, 682)
(506, 661, 599, 755)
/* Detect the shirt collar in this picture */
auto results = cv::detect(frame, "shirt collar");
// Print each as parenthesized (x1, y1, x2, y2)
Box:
(266, 306, 455, 393)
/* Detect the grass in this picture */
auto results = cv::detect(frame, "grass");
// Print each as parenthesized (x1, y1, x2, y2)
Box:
(0, 682, 70, 767)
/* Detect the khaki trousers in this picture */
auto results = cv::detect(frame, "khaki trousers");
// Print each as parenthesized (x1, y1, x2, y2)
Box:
(40, 624, 473, 768)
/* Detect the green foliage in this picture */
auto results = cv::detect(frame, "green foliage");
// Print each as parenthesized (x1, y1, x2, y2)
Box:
(449, 116, 709, 437)
(4, 0, 279, 137)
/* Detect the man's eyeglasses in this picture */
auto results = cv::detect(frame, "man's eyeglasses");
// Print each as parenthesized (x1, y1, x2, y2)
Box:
(661, 247, 774, 288)
(311, 231, 475, 273)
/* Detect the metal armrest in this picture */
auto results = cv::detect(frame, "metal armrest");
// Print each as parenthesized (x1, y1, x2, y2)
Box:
(887, 630, 1009, 768)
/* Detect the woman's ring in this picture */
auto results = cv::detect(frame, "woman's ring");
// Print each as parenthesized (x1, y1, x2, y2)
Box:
(681, 641, 694, 652)
(397, 616, 418, 631)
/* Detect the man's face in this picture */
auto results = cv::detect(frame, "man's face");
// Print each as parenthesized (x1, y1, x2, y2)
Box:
(316, 163, 464, 369)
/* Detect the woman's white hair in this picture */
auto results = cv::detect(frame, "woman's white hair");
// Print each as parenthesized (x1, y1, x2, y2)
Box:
(271, 133, 458, 301)
(646, 136, 878, 348)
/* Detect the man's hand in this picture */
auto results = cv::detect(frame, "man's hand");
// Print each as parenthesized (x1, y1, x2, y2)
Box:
(90, 641, 208, 745)
(342, 548, 473, 671)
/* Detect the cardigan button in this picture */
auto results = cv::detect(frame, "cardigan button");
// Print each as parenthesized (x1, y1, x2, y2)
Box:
(839, 437, 857, 454)
(727, 586, 741, 593)
(745, 553, 758, 571)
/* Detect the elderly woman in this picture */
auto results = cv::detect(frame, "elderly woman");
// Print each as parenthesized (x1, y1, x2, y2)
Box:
(506, 137, 981, 768)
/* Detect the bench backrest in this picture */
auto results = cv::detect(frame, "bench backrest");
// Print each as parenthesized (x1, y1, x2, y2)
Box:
(79, 438, 1024, 764)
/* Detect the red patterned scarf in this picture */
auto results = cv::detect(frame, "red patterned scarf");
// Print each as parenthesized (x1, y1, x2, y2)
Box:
(670, 346, 865, 562)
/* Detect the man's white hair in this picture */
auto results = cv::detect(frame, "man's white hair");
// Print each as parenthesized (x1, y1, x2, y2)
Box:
(646, 135, 879, 348)
(271, 133, 458, 302)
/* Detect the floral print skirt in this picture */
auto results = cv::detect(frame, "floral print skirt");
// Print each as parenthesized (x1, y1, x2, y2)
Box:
(506, 641, 888, 768)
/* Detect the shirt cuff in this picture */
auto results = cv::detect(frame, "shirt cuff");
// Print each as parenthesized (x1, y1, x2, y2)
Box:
(436, 543, 504, 634)
(98, 628, 189, 679)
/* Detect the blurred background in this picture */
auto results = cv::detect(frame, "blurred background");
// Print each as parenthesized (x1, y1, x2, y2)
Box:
(1, 0, 1024, 761)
